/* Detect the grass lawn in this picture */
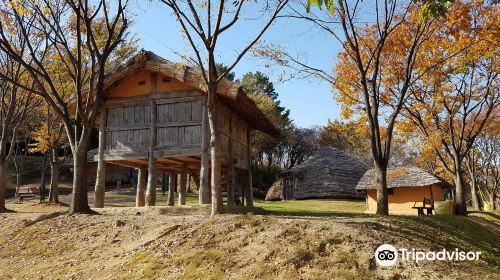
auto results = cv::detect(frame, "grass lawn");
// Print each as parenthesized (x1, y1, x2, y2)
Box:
(80, 189, 367, 217)
(254, 199, 366, 216)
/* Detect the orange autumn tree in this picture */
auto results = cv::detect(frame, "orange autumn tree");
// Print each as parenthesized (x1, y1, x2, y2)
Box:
(401, 1, 499, 215)
(29, 106, 67, 204)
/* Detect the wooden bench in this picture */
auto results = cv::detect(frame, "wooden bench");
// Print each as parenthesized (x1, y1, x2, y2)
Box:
(17, 187, 41, 202)
(412, 198, 434, 215)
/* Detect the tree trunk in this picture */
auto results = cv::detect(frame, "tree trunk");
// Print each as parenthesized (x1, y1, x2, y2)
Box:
(167, 173, 175, 206)
(0, 162, 8, 212)
(199, 99, 211, 204)
(207, 84, 223, 215)
(490, 192, 496, 211)
(70, 145, 92, 213)
(39, 156, 48, 203)
(179, 169, 187, 205)
(375, 164, 389, 215)
(454, 169, 467, 215)
(136, 168, 146, 207)
(48, 161, 60, 204)
(94, 109, 107, 208)
(471, 180, 480, 211)
(146, 100, 157, 206)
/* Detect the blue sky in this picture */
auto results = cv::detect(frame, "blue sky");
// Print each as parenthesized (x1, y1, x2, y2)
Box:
(129, 1, 342, 128)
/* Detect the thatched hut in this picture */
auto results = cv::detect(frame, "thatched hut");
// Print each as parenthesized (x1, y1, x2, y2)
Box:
(356, 166, 452, 213)
(266, 147, 368, 200)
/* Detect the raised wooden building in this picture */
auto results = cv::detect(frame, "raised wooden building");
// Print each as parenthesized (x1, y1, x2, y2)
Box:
(95, 51, 278, 207)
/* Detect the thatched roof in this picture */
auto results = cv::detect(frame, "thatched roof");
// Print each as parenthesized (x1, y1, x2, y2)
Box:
(356, 166, 451, 190)
(265, 179, 283, 201)
(274, 147, 369, 199)
(103, 50, 279, 137)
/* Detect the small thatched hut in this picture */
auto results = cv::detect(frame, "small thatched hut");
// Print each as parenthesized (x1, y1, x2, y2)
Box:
(356, 166, 452, 213)
(266, 147, 368, 200)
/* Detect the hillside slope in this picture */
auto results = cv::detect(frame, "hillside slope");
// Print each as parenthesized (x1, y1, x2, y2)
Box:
(0, 204, 499, 280)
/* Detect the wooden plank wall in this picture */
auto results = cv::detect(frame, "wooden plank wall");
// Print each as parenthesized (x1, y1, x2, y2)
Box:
(218, 102, 249, 169)
(104, 92, 203, 157)
(102, 89, 250, 170)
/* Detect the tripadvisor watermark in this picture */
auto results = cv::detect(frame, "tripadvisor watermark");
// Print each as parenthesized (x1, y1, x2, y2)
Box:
(374, 244, 481, 267)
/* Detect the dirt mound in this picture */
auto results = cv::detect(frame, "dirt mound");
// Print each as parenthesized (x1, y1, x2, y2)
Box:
(0, 206, 498, 279)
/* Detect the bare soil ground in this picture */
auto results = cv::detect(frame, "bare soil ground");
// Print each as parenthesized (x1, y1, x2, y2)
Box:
(0, 197, 499, 280)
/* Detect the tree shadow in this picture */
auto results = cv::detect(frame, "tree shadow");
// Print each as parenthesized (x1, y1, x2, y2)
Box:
(468, 211, 500, 221)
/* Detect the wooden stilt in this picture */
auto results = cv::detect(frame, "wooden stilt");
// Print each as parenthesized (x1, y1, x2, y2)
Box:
(167, 173, 175, 206)
(136, 168, 146, 207)
(179, 168, 187, 205)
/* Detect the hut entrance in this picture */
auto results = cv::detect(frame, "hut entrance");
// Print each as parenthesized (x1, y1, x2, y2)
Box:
(283, 177, 294, 200)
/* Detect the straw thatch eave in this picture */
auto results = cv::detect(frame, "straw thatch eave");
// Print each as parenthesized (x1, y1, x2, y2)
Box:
(103, 50, 279, 137)
(356, 166, 452, 190)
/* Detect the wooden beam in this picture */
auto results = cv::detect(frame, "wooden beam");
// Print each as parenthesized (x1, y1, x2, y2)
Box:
(246, 127, 254, 207)
(227, 112, 235, 206)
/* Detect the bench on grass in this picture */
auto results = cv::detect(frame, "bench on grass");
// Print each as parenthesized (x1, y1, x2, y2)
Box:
(412, 197, 434, 215)
(17, 187, 41, 202)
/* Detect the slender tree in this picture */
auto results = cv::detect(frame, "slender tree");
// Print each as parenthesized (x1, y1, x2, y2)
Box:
(0, 0, 131, 213)
(0, 46, 37, 212)
(160, 0, 289, 215)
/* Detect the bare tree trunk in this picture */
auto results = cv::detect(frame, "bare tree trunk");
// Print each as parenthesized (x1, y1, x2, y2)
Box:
(167, 173, 175, 206)
(207, 84, 223, 215)
(490, 192, 496, 211)
(146, 100, 157, 206)
(179, 169, 187, 205)
(471, 180, 480, 211)
(375, 163, 389, 215)
(454, 168, 467, 215)
(48, 160, 60, 204)
(199, 99, 210, 204)
(0, 162, 8, 212)
(39, 155, 48, 203)
(71, 144, 92, 213)
(94, 109, 107, 208)
(136, 168, 146, 207)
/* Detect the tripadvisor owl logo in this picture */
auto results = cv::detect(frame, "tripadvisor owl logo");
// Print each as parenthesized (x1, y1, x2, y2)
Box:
(374, 244, 482, 267)
(375, 244, 398, 267)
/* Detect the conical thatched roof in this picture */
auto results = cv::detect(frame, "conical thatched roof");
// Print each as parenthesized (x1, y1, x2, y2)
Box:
(103, 50, 279, 137)
(265, 180, 283, 201)
(267, 147, 369, 200)
(356, 166, 451, 190)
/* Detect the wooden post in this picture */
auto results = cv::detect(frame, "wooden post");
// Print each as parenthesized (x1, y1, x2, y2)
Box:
(94, 108, 107, 208)
(179, 168, 187, 205)
(116, 180, 122, 193)
(227, 112, 235, 206)
(199, 97, 210, 204)
(136, 168, 146, 207)
(246, 128, 254, 207)
(146, 73, 158, 206)
(167, 173, 175, 206)
(162, 173, 168, 194)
